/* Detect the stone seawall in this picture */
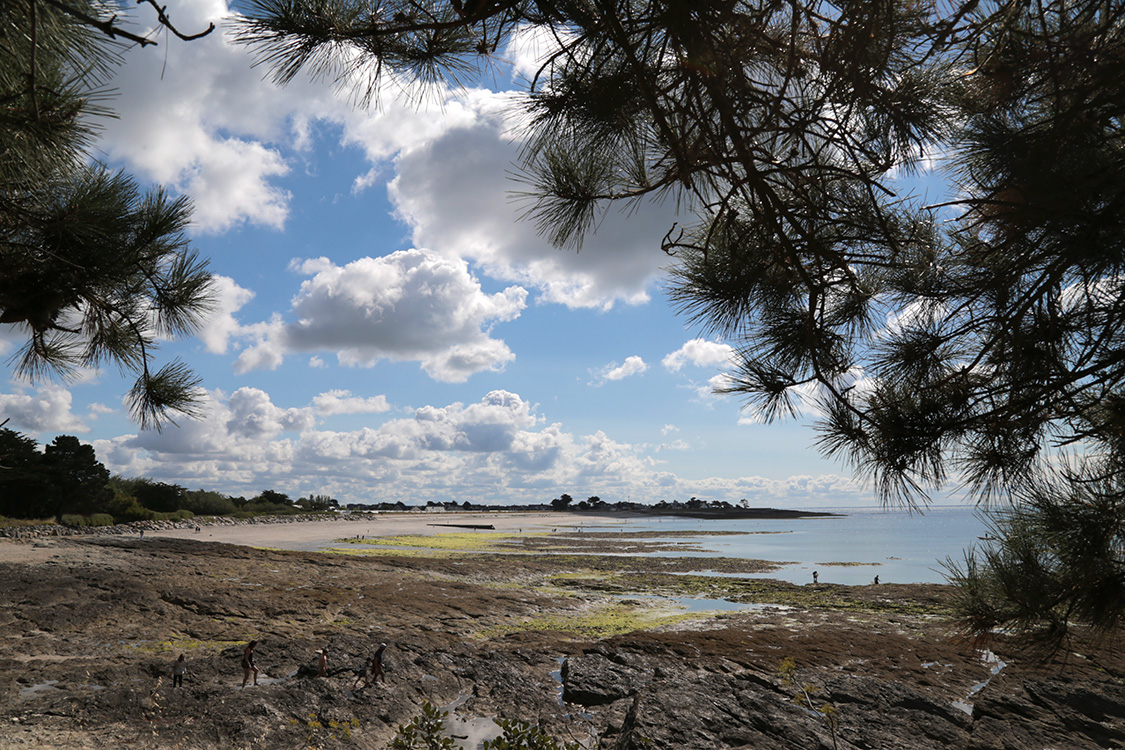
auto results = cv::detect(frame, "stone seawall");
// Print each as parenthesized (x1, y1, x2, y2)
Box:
(0, 512, 368, 540)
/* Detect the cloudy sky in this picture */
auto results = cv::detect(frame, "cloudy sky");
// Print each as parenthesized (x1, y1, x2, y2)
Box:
(0, 0, 926, 508)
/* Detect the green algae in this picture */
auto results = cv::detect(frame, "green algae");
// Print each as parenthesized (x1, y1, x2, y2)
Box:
(325, 546, 458, 558)
(478, 600, 702, 640)
(336, 531, 545, 553)
(546, 571, 952, 617)
(128, 638, 247, 654)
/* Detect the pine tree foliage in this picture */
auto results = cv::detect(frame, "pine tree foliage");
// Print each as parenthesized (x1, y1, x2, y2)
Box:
(235, 0, 1125, 644)
(1, 0, 214, 429)
(945, 462, 1125, 653)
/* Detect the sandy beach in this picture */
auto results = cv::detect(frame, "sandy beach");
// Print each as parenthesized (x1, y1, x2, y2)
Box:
(142, 511, 623, 551)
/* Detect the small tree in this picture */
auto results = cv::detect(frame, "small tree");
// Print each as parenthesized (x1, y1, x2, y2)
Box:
(131, 479, 187, 513)
(182, 489, 237, 516)
(388, 702, 457, 750)
(256, 489, 292, 506)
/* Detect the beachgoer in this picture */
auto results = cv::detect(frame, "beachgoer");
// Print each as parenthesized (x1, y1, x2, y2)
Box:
(352, 656, 372, 689)
(173, 653, 187, 688)
(241, 640, 259, 687)
(874, 575, 880, 585)
(352, 647, 384, 689)
(812, 571, 818, 584)
(317, 647, 328, 677)
(371, 643, 386, 683)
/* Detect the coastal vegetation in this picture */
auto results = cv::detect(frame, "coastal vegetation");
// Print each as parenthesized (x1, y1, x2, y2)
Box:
(0, 427, 823, 529)
(0, 428, 337, 524)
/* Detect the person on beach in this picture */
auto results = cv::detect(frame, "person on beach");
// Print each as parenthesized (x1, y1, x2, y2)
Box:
(873, 575, 880, 585)
(173, 654, 187, 688)
(241, 641, 259, 687)
(812, 570, 818, 584)
(317, 647, 328, 677)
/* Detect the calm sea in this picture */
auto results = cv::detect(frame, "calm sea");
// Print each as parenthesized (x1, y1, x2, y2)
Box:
(582, 505, 991, 585)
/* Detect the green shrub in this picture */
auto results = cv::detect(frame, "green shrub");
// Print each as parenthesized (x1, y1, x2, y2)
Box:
(152, 509, 195, 522)
(388, 703, 457, 750)
(0, 517, 57, 528)
(106, 489, 154, 523)
(181, 490, 237, 516)
(59, 513, 114, 528)
(483, 719, 582, 750)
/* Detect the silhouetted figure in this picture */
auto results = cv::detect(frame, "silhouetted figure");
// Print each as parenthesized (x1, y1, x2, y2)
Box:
(241, 641, 259, 687)
(812, 570, 818, 584)
(370, 643, 387, 683)
(173, 653, 186, 688)
(351, 644, 387, 690)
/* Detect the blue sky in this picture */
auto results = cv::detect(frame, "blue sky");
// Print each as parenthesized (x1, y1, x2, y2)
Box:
(0, 0, 925, 508)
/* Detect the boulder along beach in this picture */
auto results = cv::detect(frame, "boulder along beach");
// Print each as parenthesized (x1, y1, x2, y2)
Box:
(2, 512, 1124, 749)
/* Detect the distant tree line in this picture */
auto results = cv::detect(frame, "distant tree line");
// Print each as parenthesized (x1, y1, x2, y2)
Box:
(0, 429, 337, 524)
(0, 427, 785, 525)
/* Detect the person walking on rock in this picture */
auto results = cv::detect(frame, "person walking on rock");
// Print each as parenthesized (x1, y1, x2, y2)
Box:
(353, 644, 387, 689)
(317, 647, 329, 677)
(173, 654, 187, 688)
(370, 643, 387, 684)
(241, 641, 259, 687)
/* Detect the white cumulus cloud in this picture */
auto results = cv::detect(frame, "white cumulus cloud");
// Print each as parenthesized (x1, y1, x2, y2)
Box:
(198, 275, 256, 354)
(590, 356, 648, 385)
(663, 339, 734, 372)
(0, 383, 89, 435)
(231, 250, 526, 382)
(388, 94, 679, 310)
(312, 390, 391, 415)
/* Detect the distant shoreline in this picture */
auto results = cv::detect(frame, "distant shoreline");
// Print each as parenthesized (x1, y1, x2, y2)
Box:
(0, 506, 839, 553)
(568, 507, 841, 520)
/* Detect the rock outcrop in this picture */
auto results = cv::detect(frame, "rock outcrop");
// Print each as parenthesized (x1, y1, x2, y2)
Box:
(3, 534, 1124, 749)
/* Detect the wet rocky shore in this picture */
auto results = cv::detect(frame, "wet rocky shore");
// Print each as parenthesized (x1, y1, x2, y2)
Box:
(2, 531, 1123, 749)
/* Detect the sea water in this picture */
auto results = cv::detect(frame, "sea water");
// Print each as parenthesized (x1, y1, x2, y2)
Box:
(582, 505, 992, 585)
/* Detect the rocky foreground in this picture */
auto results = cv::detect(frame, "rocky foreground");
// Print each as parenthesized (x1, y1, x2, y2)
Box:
(2, 532, 1124, 749)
